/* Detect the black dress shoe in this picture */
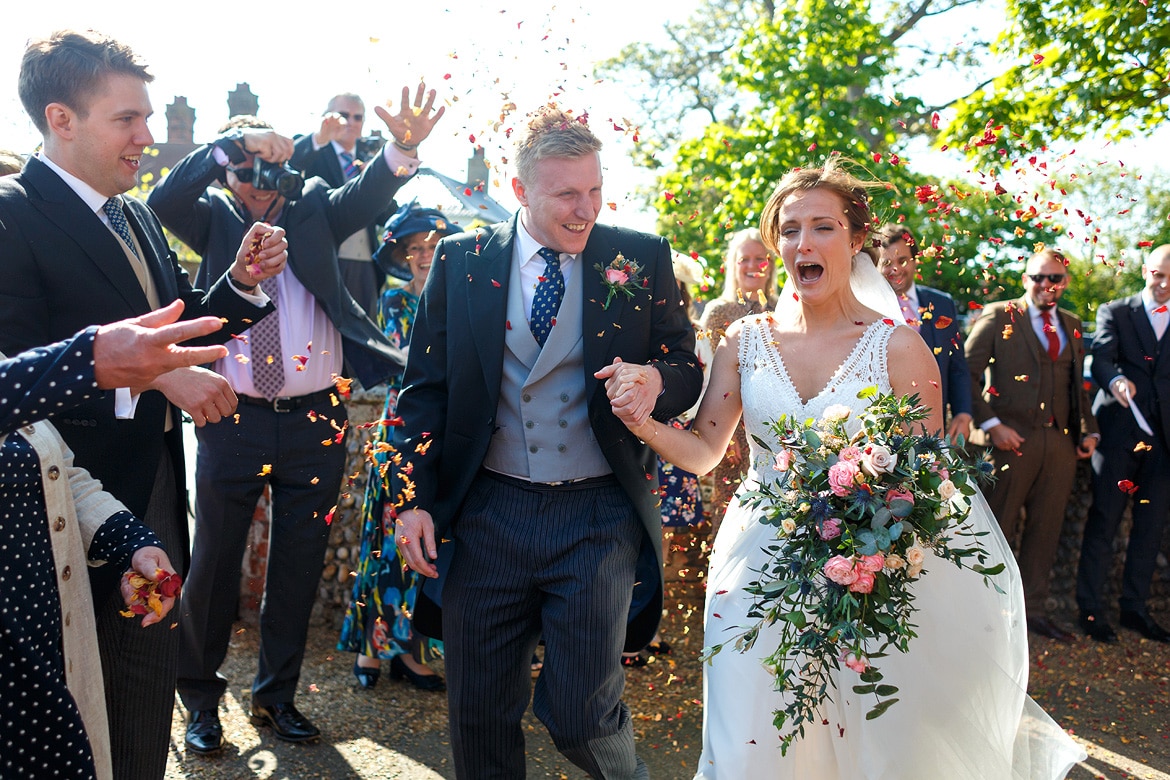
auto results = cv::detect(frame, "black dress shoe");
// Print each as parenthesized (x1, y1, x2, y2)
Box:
(250, 701, 320, 742)
(353, 658, 380, 689)
(1119, 610, 1170, 642)
(1027, 616, 1077, 643)
(184, 709, 224, 754)
(1078, 611, 1118, 643)
(389, 654, 446, 692)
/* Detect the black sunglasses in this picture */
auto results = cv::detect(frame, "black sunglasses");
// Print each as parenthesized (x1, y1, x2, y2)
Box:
(335, 111, 364, 122)
(227, 166, 254, 179)
(1028, 273, 1066, 284)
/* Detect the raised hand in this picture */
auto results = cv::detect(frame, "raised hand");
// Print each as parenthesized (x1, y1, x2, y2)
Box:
(374, 83, 445, 154)
(594, 357, 663, 428)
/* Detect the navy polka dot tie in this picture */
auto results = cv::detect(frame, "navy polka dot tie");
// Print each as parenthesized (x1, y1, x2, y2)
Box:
(530, 247, 565, 347)
(103, 196, 140, 259)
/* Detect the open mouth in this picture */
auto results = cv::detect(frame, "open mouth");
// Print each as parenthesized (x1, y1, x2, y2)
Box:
(797, 262, 824, 283)
(122, 155, 141, 170)
(565, 223, 589, 233)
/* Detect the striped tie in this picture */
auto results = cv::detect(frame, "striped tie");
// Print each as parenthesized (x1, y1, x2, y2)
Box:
(339, 151, 359, 180)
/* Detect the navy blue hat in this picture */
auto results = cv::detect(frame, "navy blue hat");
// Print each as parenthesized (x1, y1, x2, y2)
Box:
(374, 199, 459, 281)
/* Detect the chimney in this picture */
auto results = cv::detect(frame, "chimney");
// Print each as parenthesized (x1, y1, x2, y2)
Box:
(165, 96, 195, 144)
(467, 146, 489, 193)
(227, 83, 259, 119)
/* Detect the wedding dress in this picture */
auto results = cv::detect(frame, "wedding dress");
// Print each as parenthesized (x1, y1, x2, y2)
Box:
(694, 314, 1086, 780)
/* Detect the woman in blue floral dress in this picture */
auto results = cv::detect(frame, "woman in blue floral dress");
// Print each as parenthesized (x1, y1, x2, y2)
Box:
(338, 202, 456, 691)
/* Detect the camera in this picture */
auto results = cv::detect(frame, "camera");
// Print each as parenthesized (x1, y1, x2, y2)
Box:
(252, 160, 305, 199)
(355, 135, 386, 160)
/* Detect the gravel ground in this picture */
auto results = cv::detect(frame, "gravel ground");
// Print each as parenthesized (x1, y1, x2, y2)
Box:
(165, 547, 1170, 780)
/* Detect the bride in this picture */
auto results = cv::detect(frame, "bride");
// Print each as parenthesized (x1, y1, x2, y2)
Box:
(607, 160, 1086, 778)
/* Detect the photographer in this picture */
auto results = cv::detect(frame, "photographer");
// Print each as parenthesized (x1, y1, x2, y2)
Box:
(147, 83, 443, 753)
(291, 92, 394, 313)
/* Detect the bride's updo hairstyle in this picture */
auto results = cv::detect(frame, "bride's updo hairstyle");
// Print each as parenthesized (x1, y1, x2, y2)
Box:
(758, 156, 887, 254)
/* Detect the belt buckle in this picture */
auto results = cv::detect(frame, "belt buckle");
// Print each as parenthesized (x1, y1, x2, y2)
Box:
(272, 397, 294, 413)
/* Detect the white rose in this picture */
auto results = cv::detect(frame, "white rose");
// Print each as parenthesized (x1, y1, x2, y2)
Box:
(823, 405, 852, 422)
(938, 479, 957, 501)
(906, 545, 926, 566)
(860, 444, 897, 477)
(907, 562, 924, 578)
(781, 517, 797, 534)
(884, 553, 906, 570)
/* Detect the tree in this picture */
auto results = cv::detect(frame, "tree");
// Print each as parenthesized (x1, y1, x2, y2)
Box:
(945, 0, 1170, 151)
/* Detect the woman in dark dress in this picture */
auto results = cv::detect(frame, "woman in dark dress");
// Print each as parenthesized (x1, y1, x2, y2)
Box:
(338, 202, 457, 691)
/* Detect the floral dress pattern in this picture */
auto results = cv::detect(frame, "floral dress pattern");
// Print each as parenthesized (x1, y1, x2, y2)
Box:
(337, 287, 440, 662)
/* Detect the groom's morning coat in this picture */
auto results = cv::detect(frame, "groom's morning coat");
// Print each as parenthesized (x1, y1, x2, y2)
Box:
(391, 216, 702, 649)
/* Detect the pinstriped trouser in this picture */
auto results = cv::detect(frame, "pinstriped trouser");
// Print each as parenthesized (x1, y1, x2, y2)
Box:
(442, 471, 649, 779)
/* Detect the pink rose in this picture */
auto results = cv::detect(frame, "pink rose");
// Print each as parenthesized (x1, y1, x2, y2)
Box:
(828, 460, 860, 497)
(858, 553, 885, 572)
(773, 449, 794, 472)
(838, 445, 862, 463)
(886, 487, 914, 508)
(818, 517, 843, 540)
(605, 268, 630, 285)
(823, 555, 858, 586)
(842, 652, 869, 674)
(849, 567, 876, 593)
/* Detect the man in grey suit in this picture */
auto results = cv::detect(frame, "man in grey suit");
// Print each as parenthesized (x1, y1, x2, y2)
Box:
(392, 107, 702, 779)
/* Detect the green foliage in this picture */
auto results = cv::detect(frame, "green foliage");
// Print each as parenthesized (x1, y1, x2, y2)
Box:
(946, 0, 1170, 151)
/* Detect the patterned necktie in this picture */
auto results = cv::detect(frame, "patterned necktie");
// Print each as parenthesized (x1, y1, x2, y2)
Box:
(250, 276, 286, 400)
(530, 247, 565, 347)
(103, 196, 140, 259)
(339, 151, 359, 180)
(1040, 309, 1061, 361)
(899, 296, 919, 331)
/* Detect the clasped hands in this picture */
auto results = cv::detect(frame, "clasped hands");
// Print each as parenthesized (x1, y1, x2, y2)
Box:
(595, 357, 663, 430)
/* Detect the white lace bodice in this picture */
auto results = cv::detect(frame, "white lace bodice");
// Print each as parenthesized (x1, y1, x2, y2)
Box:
(737, 314, 895, 479)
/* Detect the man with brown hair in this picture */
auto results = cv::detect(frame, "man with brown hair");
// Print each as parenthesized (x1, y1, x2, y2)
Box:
(965, 247, 1099, 642)
(391, 106, 701, 778)
(0, 29, 285, 778)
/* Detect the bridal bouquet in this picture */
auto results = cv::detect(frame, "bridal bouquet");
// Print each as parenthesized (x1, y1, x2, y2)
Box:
(708, 388, 1000, 754)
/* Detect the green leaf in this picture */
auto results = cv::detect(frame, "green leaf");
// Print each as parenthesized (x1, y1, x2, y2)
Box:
(866, 698, 900, 720)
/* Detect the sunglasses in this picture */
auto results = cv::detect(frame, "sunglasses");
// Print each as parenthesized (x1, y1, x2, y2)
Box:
(227, 166, 254, 179)
(335, 111, 364, 122)
(1027, 273, 1066, 284)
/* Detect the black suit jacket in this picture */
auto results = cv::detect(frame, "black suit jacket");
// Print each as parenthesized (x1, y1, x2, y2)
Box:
(147, 143, 407, 388)
(290, 135, 395, 254)
(0, 156, 273, 540)
(391, 217, 703, 649)
(1090, 293, 1170, 449)
(916, 286, 973, 419)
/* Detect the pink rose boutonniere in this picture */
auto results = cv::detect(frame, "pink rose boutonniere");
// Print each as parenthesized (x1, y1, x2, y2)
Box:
(595, 253, 646, 310)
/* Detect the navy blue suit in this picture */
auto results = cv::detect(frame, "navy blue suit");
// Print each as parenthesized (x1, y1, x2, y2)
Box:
(916, 285, 973, 421)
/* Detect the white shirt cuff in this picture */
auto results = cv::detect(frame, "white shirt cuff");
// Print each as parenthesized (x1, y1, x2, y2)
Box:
(381, 143, 421, 177)
(980, 416, 1003, 432)
(114, 387, 140, 419)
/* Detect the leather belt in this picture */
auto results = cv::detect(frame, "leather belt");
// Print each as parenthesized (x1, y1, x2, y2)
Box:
(238, 388, 337, 413)
(481, 469, 617, 491)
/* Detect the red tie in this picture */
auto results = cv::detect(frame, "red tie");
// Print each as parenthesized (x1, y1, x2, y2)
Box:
(1041, 309, 1060, 361)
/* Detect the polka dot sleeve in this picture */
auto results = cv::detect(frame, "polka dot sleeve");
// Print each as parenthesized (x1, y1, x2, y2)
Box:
(88, 511, 166, 572)
(0, 326, 101, 436)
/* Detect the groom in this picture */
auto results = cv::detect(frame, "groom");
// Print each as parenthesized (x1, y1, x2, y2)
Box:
(391, 106, 702, 778)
